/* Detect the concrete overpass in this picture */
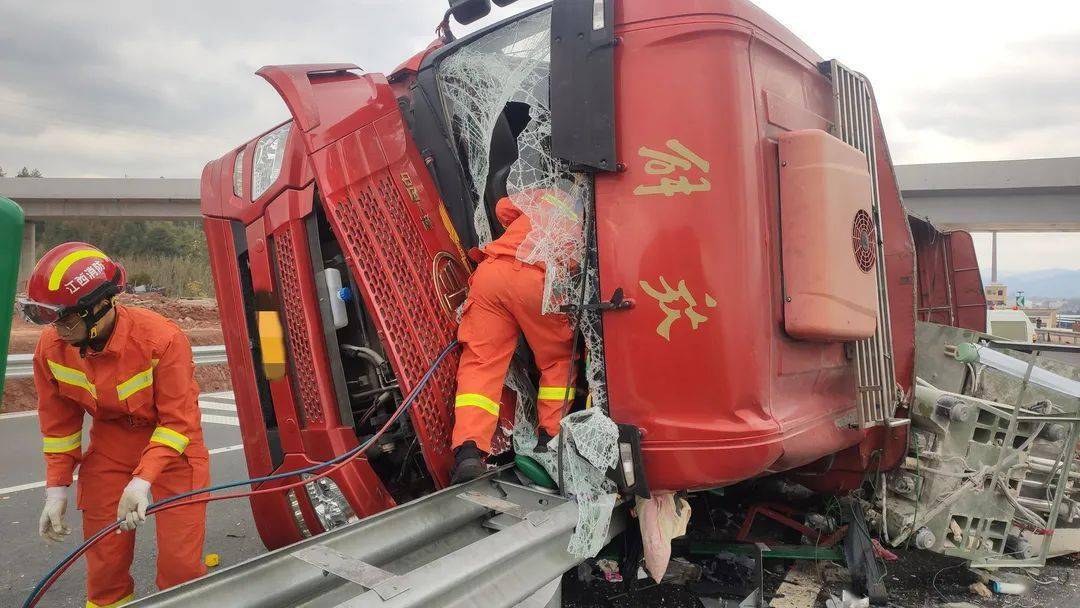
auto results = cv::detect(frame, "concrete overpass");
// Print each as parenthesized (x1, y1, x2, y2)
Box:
(0, 178, 200, 221)
(3, 156, 1079, 280)
(0, 177, 201, 283)
(896, 157, 1080, 232)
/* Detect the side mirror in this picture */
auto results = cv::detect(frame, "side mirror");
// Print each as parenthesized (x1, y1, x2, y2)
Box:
(448, 0, 492, 25)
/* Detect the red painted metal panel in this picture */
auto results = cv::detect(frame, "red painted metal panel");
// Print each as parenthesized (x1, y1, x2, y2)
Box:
(202, 217, 272, 476)
(911, 216, 987, 332)
(261, 68, 464, 487)
(257, 65, 397, 154)
(748, 35, 864, 476)
(270, 218, 326, 427)
(946, 231, 987, 332)
(244, 218, 306, 454)
(200, 122, 314, 225)
(599, 19, 782, 491)
(869, 88, 917, 406)
(778, 129, 878, 342)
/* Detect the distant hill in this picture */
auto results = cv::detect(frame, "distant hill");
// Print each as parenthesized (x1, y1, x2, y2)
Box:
(998, 269, 1080, 298)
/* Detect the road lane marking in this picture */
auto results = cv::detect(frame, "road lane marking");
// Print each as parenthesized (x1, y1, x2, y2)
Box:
(3, 389, 237, 419)
(0, 410, 40, 420)
(201, 414, 241, 426)
(0, 445, 244, 495)
(199, 400, 237, 412)
(0, 475, 77, 496)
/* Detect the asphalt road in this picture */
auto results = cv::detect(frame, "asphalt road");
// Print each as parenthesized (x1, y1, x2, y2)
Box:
(0, 391, 266, 607)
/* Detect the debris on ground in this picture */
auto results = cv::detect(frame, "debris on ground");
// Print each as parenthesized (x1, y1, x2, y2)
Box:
(824, 590, 869, 608)
(968, 581, 992, 598)
(771, 562, 824, 608)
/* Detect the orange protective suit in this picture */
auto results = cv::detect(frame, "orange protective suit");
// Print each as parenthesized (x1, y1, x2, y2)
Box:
(452, 191, 581, 453)
(35, 305, 209, 607)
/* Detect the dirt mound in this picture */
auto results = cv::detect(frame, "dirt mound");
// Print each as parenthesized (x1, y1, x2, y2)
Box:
(122, 294, 220, 324)
(2, 364, 233, 413)
(4, 295, 227, 412)
(7, 295, 222, 354)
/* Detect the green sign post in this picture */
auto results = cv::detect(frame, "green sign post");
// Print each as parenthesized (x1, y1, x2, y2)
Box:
(0, 196, 25, 396)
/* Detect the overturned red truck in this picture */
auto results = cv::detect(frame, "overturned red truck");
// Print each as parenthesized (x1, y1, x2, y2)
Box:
(201, 0, 985, 549)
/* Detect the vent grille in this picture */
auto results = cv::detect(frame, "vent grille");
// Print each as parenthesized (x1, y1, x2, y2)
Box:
(274, 224, 323, 425)
(852, 209, 876, 273)
(828, 59, 898, 428)
(327, 172, 457, 469)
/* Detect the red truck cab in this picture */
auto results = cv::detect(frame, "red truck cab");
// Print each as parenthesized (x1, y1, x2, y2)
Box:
(201, 0, 983, 548)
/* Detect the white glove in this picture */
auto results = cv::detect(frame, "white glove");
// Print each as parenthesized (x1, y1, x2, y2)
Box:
(39, 486, 71, 543)
(117, 477, 151, 532)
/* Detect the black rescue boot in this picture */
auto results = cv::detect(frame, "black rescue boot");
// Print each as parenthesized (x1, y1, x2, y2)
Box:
(533, 429, 554, 453)
(451, 441, 485, 484)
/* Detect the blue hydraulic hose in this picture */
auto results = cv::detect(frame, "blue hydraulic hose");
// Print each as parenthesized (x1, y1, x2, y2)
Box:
(23, 339, 459, 608)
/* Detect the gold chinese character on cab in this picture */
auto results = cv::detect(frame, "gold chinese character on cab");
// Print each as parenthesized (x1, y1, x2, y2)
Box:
(633, 139, 711, 197)
(639, 276, 718, 341)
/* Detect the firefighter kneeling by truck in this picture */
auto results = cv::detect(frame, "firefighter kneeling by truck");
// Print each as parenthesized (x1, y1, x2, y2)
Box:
(19, 243, 209, 608)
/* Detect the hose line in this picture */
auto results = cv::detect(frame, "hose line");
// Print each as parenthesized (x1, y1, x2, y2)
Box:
(23, 339, 459, 608)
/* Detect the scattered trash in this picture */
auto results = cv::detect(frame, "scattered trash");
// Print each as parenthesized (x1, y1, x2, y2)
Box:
(986, 572, 1030, 595)
(637, 493, 691, 583)
(661, 557, 702, 585)
(968, 581, 992, 598)
(595, 559, 622, 583)
(204, 553, 220, 568)
(825, 590, 870, 608)
(989, 579, 1026, 595)
(773, 563, 824, 608)
(225, 533, 246, 539)
(870, 539, 898, 561)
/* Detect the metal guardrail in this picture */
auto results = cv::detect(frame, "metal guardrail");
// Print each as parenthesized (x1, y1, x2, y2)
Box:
(130, 468, 627, 608)
(5, 344, 228, 379)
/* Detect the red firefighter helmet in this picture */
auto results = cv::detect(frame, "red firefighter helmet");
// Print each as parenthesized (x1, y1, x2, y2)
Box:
(18, 242, 127, 325)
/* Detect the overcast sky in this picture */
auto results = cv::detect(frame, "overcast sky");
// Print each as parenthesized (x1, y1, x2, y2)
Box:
(1, 0, 1077, 274)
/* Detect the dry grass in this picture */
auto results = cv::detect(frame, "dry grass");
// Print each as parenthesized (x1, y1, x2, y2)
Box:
(119, 255, 214, 298)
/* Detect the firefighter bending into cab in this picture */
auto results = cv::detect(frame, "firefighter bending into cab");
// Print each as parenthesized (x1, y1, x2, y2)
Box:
(451, 188, 583, 482)
(19, 243, 209, 607)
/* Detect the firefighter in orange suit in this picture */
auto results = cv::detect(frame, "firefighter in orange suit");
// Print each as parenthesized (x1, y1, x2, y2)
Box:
(18, 242, 209, 607)
(451, 189, 583, 482)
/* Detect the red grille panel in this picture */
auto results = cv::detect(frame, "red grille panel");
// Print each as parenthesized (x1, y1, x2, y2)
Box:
(327, 171, 456, 478)
(274, 224, 324, 425)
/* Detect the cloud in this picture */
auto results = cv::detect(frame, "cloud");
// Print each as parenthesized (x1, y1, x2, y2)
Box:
(892, 33, 1080, 143)
(0, 0, 464, 177)
(2, 0, 1078, 280)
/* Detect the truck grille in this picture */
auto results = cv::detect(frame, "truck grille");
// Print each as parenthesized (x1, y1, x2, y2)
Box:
(326, 172, 457, 468)
(273, 222, 324, 425)
(827, 59, 899, 427)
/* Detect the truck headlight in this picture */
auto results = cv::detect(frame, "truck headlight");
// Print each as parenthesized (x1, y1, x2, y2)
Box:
(302, 474, 359, 531)
(232, 148, 245, 197)
(251, 123, 291, 200)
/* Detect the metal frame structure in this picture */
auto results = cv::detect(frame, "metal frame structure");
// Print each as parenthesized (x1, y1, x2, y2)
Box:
(130, 468, 627, 607)
(826, 59, 900, 429)
(972, 342, 1080, 569)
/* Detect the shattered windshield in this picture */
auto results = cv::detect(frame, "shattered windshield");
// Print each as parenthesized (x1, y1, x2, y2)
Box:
(435, 8, 618, 557)
(436, 7, 588, 314)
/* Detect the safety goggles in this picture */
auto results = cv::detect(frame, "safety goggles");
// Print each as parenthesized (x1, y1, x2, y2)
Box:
(16, 298, 72, 326)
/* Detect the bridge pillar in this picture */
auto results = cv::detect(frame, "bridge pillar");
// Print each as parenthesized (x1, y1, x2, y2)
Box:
(18, 221, 36, 287)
